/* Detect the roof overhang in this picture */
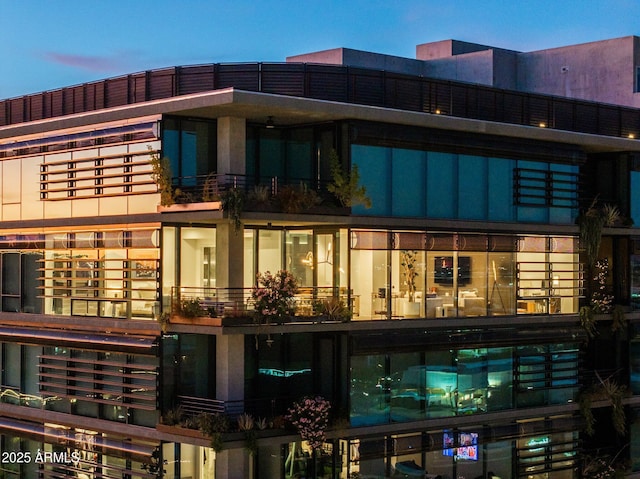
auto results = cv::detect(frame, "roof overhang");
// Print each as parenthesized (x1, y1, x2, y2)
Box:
(2, 87, 640, 154)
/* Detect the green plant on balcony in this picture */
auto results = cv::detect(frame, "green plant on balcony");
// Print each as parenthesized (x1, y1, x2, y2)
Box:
(578, 199, 620, 270)
(327, 150, 371, 209)
(160, 405, 184, 426)
(220, 187, 245, 233)
(202, 173, 220, 202)
(237, 412, 258, 455)
(247, 184, 272, 210)
(276, 183, 322, 214)
(198, 412, 230, 453)
(180, 298, 206, 318)
(313, 297, 352, 322)
(580, 305, 597, 339)
(579, 372, 628, 437)
(148, 146, 176, 206)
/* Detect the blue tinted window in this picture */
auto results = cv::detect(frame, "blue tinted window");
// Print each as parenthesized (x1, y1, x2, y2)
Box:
(392, 149, 426, 217)
(549, 163, 578, 224)
(458, 155, 487, 220)
(488, 157, 515, 221)
(352, 145, 391, 216)
(259, 129, 285, 180)
(516, 161, 548, 223)
(631, 171, 640, 226)
(427, 152, 456, 218)
(286, 129, 313, 182)
(162, 127, 180, 181)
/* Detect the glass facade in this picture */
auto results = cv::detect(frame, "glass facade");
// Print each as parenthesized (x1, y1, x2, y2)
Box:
(0, 342, 158, 427)
(289, 417, 579, 479)
(162, 117, 216, 186)
(350, 231, 579, 320)
(350, 344, 579, 427)
(351, 145, 579, 224)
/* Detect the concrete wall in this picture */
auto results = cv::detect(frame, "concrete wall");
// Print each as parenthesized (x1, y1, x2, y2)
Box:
(416, 39, 496, 60)
(517, 36, 640, 107)
(288, 36, 640, 107)
(288, 47, 425, 76)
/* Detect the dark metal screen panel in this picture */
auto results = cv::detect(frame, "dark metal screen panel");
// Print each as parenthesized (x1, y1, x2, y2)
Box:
(262, 63, 305, 96)
(349, 68, 385, 106)
(9, 98, 24, 124)
(384, 74, 422, 112)
(527, 95, 550, 127)
(217, 63, 260, 91)
(129, 72, 147, 103)
(148, 68, 176, 100)
(71, 85, 84, 113)
(50, 89, 64, 117)
(598, 104, 621, 136)
(552, 99, 575, 131)
(502, 91, 525, 124)
(574, 102, 599, 134)
(306, 64, 348, 101)
(28, 95, 42, 122)
(476, 87, 498, 121)
(105, 76, 129, 108)
(177, 65, 215, 95)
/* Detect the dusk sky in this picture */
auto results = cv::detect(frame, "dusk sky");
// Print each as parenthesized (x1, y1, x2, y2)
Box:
(2, 0, 639, 100)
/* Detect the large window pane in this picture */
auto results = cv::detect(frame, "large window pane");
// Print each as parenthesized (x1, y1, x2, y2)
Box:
(392, 149, 426, 217)
(180, 227, 216, 289)
(350, 354, 389, 426)
(487, 347, 513, 411)
(285, 230, 313, 287)
(390, 352, 424, 422)
(458, 155, 487, 220)
(427, 152, 456, 218)
(488, 157, 515, 221)
(258, 230, 283, 274)
(352, 145, 391, 216)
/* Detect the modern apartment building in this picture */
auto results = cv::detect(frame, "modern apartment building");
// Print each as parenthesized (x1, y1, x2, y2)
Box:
(0, 36, 640, 479)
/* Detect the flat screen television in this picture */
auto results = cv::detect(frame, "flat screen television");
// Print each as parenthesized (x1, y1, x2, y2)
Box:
(443, 431, 478, 461)
(434, 256, 471, 286)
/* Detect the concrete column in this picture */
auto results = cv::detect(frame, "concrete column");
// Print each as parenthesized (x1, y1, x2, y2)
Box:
(215, 449, 248, 479)
(217, 117, 246, 176)
(216, 334, 244, 402)
(216, 222, 244, 290)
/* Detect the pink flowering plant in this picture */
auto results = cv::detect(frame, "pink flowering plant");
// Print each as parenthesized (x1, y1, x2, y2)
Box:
(251, 270, 299, 324)
(591, 258, 614, 314)
(286, 396, 331, 451)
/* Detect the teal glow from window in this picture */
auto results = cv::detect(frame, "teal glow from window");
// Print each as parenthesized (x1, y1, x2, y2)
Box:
(631, 171, 640, 226)
(458, 155, 487, 219)
(427, 151, 456, 218)
(350, 144, 576, 224)
(488, 157, 515, 221)
(392, 149, 426, 217)
(352, 145, 391, 215)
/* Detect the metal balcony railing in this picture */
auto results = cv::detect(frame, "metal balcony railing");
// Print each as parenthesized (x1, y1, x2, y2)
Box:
(176, 394, 295, 420)
(168, 172, 338, 208)
(170, 285, 355, 323)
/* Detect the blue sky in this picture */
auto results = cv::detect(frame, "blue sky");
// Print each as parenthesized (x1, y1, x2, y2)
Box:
(2, 0, 639, 99)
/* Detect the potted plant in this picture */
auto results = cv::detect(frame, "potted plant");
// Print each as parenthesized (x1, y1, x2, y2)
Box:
(401, 250, 420, 317)
(252, 270, 299, 325)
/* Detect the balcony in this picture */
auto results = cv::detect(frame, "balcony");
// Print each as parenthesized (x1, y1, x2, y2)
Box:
(159, 173, 345, 214)
(169, 285, 355, 326)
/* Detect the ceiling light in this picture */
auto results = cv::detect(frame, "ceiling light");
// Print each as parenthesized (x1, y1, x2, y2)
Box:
(266, 116, 275, 129)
